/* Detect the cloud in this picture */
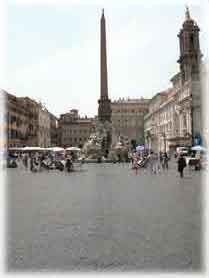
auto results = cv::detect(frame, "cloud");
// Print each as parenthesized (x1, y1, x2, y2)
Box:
(6, 3, 202, 117)
(7, 16, 154, 115)
(0, 0, 7, 85)
(9, 0, 92, 5)
(6, 12, 179, 117)
(9, 39, 99, 116)
(8, 0, 200, 6)
(8, 0, 115, 6)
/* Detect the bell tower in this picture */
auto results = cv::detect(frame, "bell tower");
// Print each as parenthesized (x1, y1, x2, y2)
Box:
(177, 6, 202, 83)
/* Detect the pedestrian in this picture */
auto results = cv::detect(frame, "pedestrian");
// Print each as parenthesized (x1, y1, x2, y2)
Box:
(23, 153, 28, 169)
(177, 153, 187, 178)
(66, 156, 73, 172)
(118, 153, 121, 163)
(162, 152, 169, 170)
(149, 152, 154, 174)
(30, 154, 34, 172)
(149, 152, 158, 174)
(159, 151, 163, 166)
(132, 156, 139, 175)
(130, 152, 134, 165)
(153, 153, 160, 174)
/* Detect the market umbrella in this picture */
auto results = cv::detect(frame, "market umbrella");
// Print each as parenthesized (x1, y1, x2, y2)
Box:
(191, 145, 207, 152)
(9, 147, 25, 151)
(66, 147, 81, 151)
(136, 145, 145, 151)
(46, 147, 65, 152)
(22, 146, 45, 151)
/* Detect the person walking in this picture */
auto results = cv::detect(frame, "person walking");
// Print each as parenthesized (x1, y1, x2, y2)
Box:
(133, 156, 139, 175)
(159, 151, 163, 167)
(30, 154, 34, 172)
(23, 153, 28, 169)
(149, 152, 159, 174)
(177, 153, 187, 178)
(154, 152, 160, 174)
(162, 152, 169, 170)
(149, 152, 154, 174)
(66, 154, 73, 172)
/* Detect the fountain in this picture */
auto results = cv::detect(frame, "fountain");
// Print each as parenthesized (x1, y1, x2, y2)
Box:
(82, 121, 129, 162)
(82, 119, 113, 161)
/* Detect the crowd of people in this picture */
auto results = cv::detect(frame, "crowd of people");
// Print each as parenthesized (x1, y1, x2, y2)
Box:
(130, 151, 170, 175)
(7, 147, 205, 178)
(7, 151, 83, 173)
(129, 149, 204, 178)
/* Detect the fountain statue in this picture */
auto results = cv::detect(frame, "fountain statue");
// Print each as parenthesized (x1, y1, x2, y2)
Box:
(82, 119, 113, 160)
(82, 121, 129, 162)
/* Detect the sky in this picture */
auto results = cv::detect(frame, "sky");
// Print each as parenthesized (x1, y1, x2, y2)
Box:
(1, 0, 208, 117)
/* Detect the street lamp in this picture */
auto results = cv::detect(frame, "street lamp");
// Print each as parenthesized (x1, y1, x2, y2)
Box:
(190, 102, 194, 146)
(146, 130, 151, 153)
(162, 132, 166, 152)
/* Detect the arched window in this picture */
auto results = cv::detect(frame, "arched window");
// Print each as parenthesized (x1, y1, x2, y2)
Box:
(183, 114, 187, 128)
(181, 70, 185, 82)
(191, 65, 197, 79)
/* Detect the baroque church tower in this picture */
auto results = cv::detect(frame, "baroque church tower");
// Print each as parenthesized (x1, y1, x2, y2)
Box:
(176, 6, 203, 146)
(177, 6, 202, 83)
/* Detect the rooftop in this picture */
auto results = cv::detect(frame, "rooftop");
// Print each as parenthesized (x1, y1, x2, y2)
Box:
(112, 97, 150, 104)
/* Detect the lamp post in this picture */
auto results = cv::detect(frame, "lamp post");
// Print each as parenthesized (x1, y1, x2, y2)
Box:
(185, 131, 192, 146)
(190, 102, 194, 146)
(146, 130, 151, 154)
(162, 132, 166, 152)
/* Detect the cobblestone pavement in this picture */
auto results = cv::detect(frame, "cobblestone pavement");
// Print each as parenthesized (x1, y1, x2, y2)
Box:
(6, 160, 204, 272)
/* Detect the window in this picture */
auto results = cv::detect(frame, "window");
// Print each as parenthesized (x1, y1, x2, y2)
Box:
(10, 115, 16, 124)
(190, 34, 194, 50)
(11, 129, 17, 139)
(183, 114, 187, 128)
(191, 65, 196, 78)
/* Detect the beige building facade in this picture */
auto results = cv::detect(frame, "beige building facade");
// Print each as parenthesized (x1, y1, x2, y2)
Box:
(58, 109, 95, 148)
(3, 90, 55, 148)
(49, 113, 58, 147)
(111, 98, 150, 145)
(38, 106, 51, 147)
(144, 7, 203, 153)
(144, 77, 202, 153)
(144, 89, 175, 152)
(4, 92, 40, 147)
(20, 97, 40, 146)
(5, 92, 29, 147)
(201, 61, 209, 148)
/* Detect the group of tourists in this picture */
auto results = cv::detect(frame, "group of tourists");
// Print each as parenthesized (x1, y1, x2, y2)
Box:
(130, 149, 202, 178)
(7, 151, 82, 173)
(130, 151, 170, 175)
(7, 145, 206, 178)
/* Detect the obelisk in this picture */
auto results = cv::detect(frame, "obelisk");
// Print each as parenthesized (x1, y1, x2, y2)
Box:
(98, 9, 111, 123)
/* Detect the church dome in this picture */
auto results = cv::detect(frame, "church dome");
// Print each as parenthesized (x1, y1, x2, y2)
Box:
(182, 6, 196, 28)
